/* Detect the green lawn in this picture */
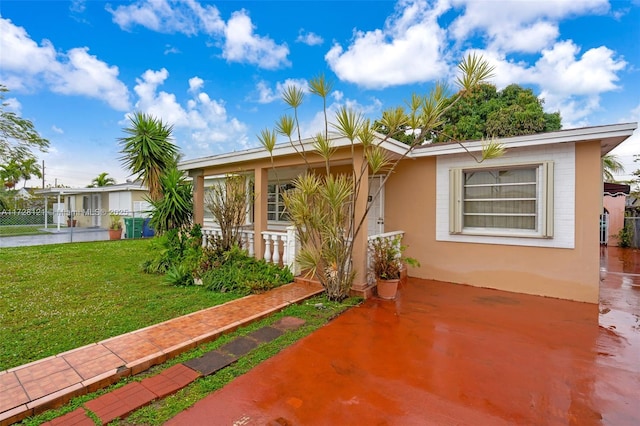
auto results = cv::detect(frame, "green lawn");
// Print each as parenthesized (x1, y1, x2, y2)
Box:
(0, 239, 242, 370)
(0, 225, 50, 237)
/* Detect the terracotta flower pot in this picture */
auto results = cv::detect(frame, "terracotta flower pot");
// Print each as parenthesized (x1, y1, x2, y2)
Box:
(376, 278, 400, 300)
(108, 229, 122, 240)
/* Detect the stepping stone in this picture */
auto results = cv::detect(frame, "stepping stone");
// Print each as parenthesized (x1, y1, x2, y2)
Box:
(272, 317, 306, 331)
(183, 351, 237, 376)
(248, 326, 283, 343)
(219, 337, 258, 357)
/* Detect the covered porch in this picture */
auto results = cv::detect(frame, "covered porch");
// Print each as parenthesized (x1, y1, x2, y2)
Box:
(179, 134, 410, 297)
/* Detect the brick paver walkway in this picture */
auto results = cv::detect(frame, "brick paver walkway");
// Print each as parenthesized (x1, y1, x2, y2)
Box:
(0, 280, 323, 425)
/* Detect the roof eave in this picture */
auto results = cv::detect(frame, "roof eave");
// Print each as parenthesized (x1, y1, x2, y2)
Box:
(410, 122, 638, 158)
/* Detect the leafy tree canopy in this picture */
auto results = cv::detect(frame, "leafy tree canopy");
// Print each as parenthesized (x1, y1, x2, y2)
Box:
(378, 83, 562, 145)
(0, 85, 49, 163)
(88, 172, 116, 187)
(434, 83, 562, 143)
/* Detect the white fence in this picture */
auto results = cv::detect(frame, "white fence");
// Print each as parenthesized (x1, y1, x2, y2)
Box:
(202, 226, 405, 279)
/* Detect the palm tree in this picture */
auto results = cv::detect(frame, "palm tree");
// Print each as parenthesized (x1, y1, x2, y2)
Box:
(0, 159, 21, 189)
(118, 112, 178, 201)
(18, 157, 42, 188)
(602, 154, 625, 183)
(89, 172, 116, 187)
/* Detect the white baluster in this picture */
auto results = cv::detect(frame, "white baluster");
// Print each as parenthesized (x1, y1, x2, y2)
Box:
(286, 225, 297, 273)
(247, 232, 255, 257)
(263, 233, 272, 263)
(281, 234, 288, 266)
(272, 234, 280, 265)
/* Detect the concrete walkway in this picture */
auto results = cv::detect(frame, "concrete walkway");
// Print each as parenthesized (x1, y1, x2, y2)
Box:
(169, 247, 640, 425)
(0, 228, 109, 248)
(0, 280, 324, 425)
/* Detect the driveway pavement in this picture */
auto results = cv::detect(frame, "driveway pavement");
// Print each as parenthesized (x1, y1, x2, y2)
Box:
(0, 228, 109, 247)
(169, 247, 640, 425)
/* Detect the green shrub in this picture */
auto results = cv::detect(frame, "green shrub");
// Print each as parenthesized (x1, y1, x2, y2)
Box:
(163, 263, 195, 286)
(143, 225, 203, 274)
(201, 250, 293, 294)
(618, 221, 633, 248)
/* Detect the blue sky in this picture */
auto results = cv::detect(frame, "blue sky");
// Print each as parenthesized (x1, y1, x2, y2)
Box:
(1, 0, 638, 188)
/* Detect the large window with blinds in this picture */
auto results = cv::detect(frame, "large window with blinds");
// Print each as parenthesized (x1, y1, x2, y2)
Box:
(449, 162, 554, 238)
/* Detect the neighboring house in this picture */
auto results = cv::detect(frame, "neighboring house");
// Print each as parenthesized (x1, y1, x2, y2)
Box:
(179, 122, 637, 304)
(36, 181, 151, 229)
(602, 182, 631, 246)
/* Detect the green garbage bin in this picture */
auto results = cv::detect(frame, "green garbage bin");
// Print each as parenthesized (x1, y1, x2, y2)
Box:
(124, 217, 144, 239)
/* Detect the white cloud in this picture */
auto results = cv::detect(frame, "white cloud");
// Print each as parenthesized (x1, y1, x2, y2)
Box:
(325, 0, 449, 88)
(131, 68, 248, 157)
(4, 97, 22, 114)
(70, 0, 86, 14)
(107, 1, 289, 69)
(609, 104, 640, 181)
(188, 76, 204, 93)
(107, 0, 224, 35)
(164, 45, 180, 55)
(449, 0, 609, 53)
(222, 10, 290, 69)
(253, 78, 309, 104)
(51, 125, 64, 134)
(0, 17, 130, 110)
(50, 47, 130, 111)
(470, 40, 626, 128)
(296, 29, 323, 46)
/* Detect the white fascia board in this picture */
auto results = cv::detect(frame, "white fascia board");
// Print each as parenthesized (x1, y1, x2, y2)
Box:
(35, 185, 146, 196)
(178, 132, 410, 171)
(410, 122, 638, 158)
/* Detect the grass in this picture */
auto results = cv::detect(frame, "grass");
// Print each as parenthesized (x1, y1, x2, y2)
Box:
(18, 295, 360, 426)
(0, 239, 243, 370)
(0, 225, 50, 237)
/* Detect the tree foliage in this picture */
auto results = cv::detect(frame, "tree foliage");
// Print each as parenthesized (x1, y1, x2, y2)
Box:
(0, 85, 49, 164)
(602, 154, 625, 183)
(1, 157, 41, 189)
(118, 112, 178, 201)
(205, 174, 250, 252)
(148, 167, 193, 235)
(89, 172, 116, 187)
(423, 83, 561, 143)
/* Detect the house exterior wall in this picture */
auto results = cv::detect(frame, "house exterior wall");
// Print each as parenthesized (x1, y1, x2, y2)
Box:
(603, 195, 627, 246)
(384, 141, 602, 303)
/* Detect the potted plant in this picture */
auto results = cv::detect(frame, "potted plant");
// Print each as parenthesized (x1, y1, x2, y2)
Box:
(370, 236, 419, 300)
(66, 215, 77, 227)
(108, 213, 123, 240)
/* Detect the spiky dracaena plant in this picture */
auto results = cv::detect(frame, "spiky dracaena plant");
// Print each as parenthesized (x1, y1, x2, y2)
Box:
(205, 174, 251, 252)
(259, 54, 503, 301)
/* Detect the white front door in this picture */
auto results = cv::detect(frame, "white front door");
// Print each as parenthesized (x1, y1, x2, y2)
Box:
(367, 176, 384, 236)
(92, 194, 101, 227)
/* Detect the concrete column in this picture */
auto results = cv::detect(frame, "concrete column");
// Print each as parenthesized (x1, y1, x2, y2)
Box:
(190, 169, 205, 226)
(351, 151, 374, 298)
(254, 167, 268, 259)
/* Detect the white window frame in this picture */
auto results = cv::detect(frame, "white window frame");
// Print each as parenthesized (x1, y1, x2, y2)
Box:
(267, 182, 294, 223)
(449, 162, 554, 238)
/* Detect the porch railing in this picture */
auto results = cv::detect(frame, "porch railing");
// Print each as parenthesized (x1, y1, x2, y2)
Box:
(202, 226, 299, 273)
(201, 226, 405, 281)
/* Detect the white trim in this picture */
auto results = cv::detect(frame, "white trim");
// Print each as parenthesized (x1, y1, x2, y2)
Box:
(437, 144, 575, 248)
(412, 122, 637, 158)
(178, 132, 409, 171)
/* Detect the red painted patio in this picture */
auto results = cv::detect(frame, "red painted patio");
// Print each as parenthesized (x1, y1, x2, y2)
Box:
(169, 247, 640, 425)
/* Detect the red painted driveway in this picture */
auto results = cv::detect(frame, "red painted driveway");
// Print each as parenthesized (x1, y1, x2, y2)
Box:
(168, 247, 640, 425)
